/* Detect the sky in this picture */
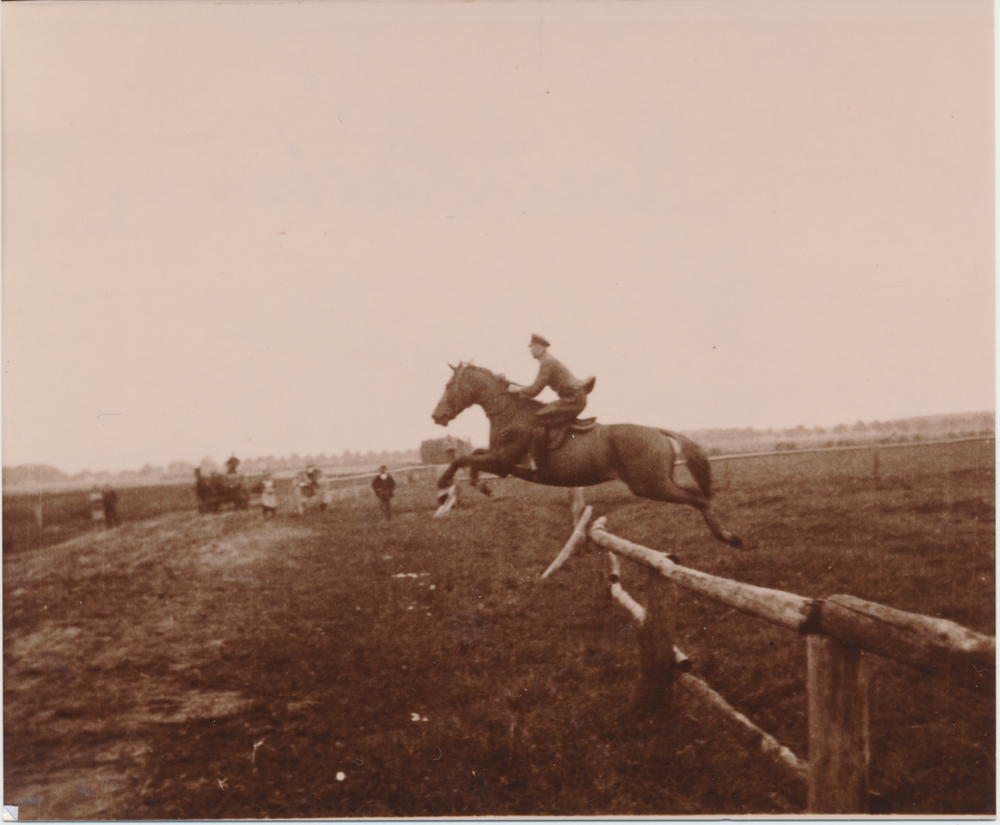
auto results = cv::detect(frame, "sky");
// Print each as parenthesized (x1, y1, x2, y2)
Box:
(2, 0, 994, 475)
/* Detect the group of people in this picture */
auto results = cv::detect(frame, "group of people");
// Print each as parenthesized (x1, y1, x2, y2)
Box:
(252, 463, 397, 521)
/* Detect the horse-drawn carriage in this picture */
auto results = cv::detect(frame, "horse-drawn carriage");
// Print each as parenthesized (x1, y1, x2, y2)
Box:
(195, 468, 250, 513)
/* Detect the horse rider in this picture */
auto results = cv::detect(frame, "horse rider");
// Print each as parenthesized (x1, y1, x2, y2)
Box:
(509, 334, 590, 472)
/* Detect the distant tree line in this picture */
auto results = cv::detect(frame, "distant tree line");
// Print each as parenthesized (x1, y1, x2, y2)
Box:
(3, 412, 994, 485)
(2, 449, 422, 486)
(686, 411, 994, 441)
(685, 411, 995, 456)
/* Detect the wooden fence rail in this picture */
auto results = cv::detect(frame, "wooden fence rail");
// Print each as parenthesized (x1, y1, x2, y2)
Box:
(709, 434, 994, 463)
(542, 503, 995, 814)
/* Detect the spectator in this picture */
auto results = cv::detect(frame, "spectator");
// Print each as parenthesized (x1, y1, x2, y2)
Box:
(90, 486, 104, 526)
(102, 485, 120, 528)
(261, 473, 278, 519)
(225, 455, 241, 475)
(371, 465, 396, 520)
(306, 463, 322, 486)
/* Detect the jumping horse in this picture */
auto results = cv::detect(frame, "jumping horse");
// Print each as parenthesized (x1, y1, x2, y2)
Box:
(431, 362, 743, 549)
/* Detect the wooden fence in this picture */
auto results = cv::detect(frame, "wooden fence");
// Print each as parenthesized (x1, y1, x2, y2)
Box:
(710, 435, 994, 486)
(542, 493, 995, 814)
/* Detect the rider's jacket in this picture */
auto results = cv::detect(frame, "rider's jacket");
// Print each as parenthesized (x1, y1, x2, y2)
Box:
(519, 351, 586, 401)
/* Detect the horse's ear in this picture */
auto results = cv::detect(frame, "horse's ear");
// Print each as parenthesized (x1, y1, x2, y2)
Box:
(448, 362, 458, 372)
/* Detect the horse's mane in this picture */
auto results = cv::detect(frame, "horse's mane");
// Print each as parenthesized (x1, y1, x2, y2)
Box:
(458, 362, 511, 388)
(455, 361, 543, 414)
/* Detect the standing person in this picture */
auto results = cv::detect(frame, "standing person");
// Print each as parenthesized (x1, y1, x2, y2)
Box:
(371, 465, 396, 520)
(225, 454, 241, 475)
(508, 334, 590, 472)
(102, 485, 120, 528)
(261, 472, 278, 519)
(90, 486, 104, 526)
(306, 463, 321, 485)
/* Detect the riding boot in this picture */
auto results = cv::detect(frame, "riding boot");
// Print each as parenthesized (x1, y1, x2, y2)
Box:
(532, 428, 547, 475)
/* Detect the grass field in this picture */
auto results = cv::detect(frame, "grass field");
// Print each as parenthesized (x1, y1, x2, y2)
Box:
(3, 441, 994, 818)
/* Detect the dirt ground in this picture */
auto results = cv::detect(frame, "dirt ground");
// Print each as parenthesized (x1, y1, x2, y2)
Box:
(3, 452, 994, 818)
(3, 511, 323, 820)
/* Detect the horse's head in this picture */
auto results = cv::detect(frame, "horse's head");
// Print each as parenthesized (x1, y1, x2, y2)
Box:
(432, 362, 472, 426)
(433, 361, 513, 425)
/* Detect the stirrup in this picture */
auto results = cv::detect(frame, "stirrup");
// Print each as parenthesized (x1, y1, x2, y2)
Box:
(514, 456, 537, 473)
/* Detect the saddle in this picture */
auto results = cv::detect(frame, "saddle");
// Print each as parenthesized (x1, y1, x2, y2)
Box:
(519, 376, 599, 474)
(544, 417, 598, 452)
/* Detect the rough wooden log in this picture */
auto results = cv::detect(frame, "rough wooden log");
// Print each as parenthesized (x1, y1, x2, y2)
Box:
(589, 518, 817, 632)
(606, 565, 693, 674)
(819, 594, 995, 692)
(607, 550, 622, 581)
(540, 505, 593, 579)
(610, 581, 646, 623)
(807, 635, 869, 813)
(673, 645, 692, 672)
(569, 487, 586, 527)
(605, 549, 801, 791)
(635, 565, 675, 716)
(678, 671, 808, 794)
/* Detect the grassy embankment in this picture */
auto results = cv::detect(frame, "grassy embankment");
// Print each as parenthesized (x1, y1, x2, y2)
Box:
(2, 438, 994, 818)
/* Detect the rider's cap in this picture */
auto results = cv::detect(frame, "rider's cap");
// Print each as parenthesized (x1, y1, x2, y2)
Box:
(529, 334, 550, 348)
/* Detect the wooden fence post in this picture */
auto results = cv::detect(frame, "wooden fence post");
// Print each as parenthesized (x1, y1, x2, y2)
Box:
(807, 635, 870, 813)
(568, 487, 585, 528)
(635, 566, 676, 718)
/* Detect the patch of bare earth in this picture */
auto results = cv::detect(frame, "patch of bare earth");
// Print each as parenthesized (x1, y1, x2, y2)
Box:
(4, 511, 317, 820)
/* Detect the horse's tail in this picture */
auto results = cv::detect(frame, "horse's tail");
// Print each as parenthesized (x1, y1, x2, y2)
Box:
(660, 429, 712, 500)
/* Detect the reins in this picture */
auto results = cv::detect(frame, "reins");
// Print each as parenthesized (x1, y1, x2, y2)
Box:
(456, 364, 537, 420)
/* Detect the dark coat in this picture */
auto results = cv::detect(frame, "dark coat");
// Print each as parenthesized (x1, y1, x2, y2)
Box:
(372, 472, 396, 499)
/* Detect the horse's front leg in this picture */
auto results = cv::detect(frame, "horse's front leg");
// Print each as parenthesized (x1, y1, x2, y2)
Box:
(436, 446, 520, 491)
(467, 451, 495, 496)
(437, 458, 466, 490)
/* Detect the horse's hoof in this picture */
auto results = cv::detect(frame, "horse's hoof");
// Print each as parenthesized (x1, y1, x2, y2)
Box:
(728, 535, 744, 550)
(436, 491, 448, 505)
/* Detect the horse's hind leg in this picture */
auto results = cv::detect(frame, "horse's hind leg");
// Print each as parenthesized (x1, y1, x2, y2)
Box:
(637, 479, 742, 549)
(616, 449, 743, 549)
(692, 500, 743, 549)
